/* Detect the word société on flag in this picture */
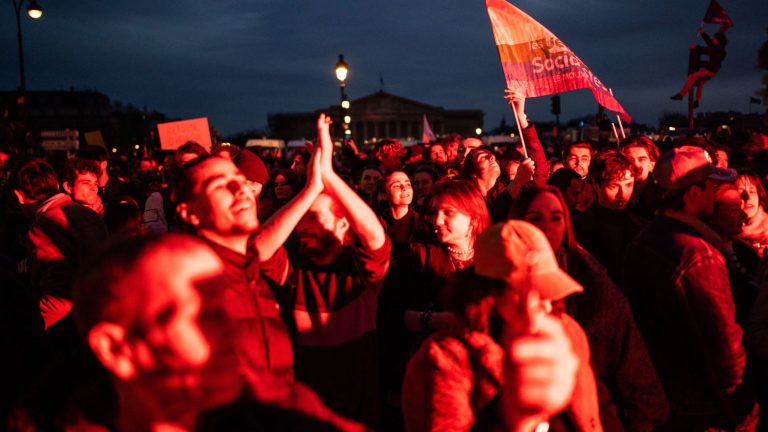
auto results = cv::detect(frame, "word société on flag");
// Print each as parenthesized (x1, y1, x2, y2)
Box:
(486, 0, 631, 123)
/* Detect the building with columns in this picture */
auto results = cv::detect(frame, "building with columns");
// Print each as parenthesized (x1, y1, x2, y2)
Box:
(268, 90, 483, 144)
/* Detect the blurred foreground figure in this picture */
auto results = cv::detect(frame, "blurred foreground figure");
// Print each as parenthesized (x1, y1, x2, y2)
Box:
(11, 234, 363, 431)
(402, 220, 601, 432)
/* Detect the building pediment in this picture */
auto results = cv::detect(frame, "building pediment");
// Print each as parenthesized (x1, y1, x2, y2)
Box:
(351, 91, 443, 115)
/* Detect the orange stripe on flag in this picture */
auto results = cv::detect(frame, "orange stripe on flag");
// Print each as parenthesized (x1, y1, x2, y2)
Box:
(486, 0, 631, 123)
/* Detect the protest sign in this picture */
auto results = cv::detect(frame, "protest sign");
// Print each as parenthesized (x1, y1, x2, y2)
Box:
(157, 118, 212, 151)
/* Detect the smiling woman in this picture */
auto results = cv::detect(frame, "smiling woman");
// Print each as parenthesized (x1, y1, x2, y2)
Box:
(372, 170, 417, 259)
(736, 170, 768, 257)
(378, 180, 491, 423)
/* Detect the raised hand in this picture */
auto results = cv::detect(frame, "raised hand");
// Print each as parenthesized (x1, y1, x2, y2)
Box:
(514, 158, 535, 184)
(306, 137, 324, 194)
(501, 312, 579, 431)
(504, 87, 529, 129)
(316, 113, 334, 172)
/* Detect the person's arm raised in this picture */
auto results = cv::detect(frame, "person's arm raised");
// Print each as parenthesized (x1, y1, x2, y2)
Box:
(505, 88, 548, 186)
(317, 113, 386, 251)
(252, 135, 324, 261)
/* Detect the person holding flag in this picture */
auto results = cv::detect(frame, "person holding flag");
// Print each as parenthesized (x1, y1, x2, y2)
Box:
(670, 24, 729, 106)
(670, 0, 733, 106)
(485, 0, 631, 124)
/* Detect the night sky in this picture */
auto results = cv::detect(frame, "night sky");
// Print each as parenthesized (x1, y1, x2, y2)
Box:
(1, 0, 766, 135)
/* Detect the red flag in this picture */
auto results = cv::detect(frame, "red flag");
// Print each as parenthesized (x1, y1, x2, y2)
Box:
(422, 113, 436, 143)
(703, 0, 733, 27)
(486, 0, 631, 123)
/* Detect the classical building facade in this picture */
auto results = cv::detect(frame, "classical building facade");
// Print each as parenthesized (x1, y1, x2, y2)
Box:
(268, 91, 483, 144)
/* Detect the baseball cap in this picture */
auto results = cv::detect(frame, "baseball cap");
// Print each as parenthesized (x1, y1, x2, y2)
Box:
(474, 220, 583, 301)
(234, 149, 269, 185)
(652, 145, 736, 190)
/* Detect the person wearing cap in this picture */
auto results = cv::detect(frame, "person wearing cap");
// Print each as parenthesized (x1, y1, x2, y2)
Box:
(234, 148, 270, 199)
(234, 148, 273, 221)
(623, 145, 756, 430)
(402, 220, 601, 432)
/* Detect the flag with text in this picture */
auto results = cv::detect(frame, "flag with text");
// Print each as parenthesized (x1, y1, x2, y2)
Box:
(486, 0, 631, 122)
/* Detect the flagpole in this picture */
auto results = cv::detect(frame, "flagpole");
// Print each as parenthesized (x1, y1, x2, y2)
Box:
(611, 122, 621, 146)
(616, 114, 626, 139)
(510, 103, 528, 158)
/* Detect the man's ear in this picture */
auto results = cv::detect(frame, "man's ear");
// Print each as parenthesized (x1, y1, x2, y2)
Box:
(335, 217, 350, 241)
(62, 182, 72, 195)
(682, 184, 702, 211)
(88, 322, 137, 380)
(176, 202, 200, 227)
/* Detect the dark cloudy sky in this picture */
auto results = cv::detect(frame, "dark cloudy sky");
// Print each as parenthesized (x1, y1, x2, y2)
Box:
(1, 0, 766, 135)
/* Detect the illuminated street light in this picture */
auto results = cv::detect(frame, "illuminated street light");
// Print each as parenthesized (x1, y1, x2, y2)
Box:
(475, 127, 483, 135)
(27, 0, 43, 18)
(335, 54, 348, 83)
(11, 0, 44, 102)
(334, 54, 351, 142)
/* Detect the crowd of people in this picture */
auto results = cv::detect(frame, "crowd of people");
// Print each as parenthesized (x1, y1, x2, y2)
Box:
(1, 91, 768, 431)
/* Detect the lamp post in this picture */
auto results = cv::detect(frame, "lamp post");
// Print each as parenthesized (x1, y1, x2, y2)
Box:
(334, 54, 351, 142)
(12, 0, 43, 102)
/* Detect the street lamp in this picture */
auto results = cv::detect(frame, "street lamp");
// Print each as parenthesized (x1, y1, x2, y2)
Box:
(12, 0, 43, 101)
(335, 54, 348, 85)
(334, 54, 351, 141)
(27, 0, 43, 18)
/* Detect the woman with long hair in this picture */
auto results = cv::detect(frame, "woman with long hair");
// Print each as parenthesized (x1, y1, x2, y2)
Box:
(371, 170, 418, 260)
(384, 180, 491, 324)
(736, 169, 768, 257)
(378, 179, 490, 428)
(509, 186, 669, 431)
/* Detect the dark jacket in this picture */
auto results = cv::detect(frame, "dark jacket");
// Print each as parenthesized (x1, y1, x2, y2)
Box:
(561, 245, 668, 431)
(377, 242, 459, 410)
(572, 204, 646, 284)
(27, 193, 109, 329)
(622, 215, 746, 426)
